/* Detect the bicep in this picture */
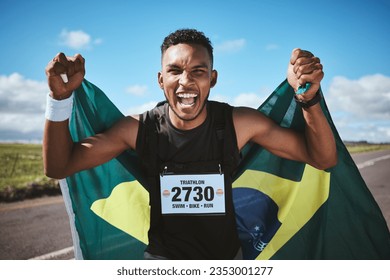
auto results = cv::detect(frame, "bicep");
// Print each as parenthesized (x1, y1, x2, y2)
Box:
(66, 116, 139, 175)
(234, 107, 309, 162)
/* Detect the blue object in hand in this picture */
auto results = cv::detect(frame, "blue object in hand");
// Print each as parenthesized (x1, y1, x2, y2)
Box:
(296, 83, 311, 94)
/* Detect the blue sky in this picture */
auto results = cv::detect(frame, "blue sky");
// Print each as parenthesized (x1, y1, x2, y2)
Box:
(0, 0, 389, 143)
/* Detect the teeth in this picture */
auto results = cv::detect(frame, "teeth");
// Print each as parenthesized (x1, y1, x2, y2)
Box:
(177, 93, 197, 107)
(180, 102, 195, 107)
(178, 93, 197, 98)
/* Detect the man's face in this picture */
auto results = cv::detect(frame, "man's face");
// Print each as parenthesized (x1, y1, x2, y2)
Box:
(158, 43, 217, 130)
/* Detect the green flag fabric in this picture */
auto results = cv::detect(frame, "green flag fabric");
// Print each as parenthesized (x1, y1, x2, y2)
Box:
(60, 79, 390, 260)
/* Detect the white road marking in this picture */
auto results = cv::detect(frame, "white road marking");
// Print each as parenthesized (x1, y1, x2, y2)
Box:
(29, 246, 74, 260)
(357, 154, 390, 169)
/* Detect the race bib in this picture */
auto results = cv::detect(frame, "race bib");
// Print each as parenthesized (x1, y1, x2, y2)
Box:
(160, 173, 225, 215)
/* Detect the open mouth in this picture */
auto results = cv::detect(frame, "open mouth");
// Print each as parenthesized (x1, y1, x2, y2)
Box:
(177, 93, 198, 107)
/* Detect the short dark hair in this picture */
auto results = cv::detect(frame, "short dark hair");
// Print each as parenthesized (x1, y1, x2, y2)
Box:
(161, 29, 214, 67)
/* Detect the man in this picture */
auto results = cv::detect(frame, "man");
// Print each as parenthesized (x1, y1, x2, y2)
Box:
(44, 29, 337, 259)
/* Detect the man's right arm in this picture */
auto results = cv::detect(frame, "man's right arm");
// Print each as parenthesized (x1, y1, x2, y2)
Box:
(43, 115, 139, 179)
(43, 53, 139, 179)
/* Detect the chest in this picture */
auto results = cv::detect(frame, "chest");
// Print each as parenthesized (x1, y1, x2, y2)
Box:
(157, 117, 223, 164)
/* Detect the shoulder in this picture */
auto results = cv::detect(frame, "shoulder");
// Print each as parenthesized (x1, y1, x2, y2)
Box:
(109, 102, 165, 150)
(207, 101, 235, 130)
(109, 114, 140, 132)
(232, 106, 276, 150)
(138, 101, 167, 124)
(208, 100, 234, 121)
(233, 106, 260, 133)
(208, 100, 232, 110)
(233, 106, 269, 124)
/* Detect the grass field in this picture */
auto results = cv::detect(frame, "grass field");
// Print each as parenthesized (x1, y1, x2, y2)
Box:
(0, 143, 58, 201)
(346, 143, 390, 154)
(1, 142, 390, 202)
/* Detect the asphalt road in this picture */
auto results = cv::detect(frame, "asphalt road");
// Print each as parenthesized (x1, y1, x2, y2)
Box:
(0, 150, 389, 260)
(0, 196, 73, 260)
(349, 149, 390, 225)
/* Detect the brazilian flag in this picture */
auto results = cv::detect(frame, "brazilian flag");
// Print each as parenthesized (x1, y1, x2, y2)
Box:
(60, 79, 390, 260)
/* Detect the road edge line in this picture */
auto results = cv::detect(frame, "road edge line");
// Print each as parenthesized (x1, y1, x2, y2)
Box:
(29, 246, 74, 260)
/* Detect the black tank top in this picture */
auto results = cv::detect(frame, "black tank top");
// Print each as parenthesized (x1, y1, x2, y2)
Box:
(136, 101, 241, 259)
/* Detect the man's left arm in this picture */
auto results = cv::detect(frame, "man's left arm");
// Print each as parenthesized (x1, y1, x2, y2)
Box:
(287, 48, 337, 169)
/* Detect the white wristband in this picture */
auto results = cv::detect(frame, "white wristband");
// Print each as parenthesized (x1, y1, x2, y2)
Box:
(45, 93, 74, 122)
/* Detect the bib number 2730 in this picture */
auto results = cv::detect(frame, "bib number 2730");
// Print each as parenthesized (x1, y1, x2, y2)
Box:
(171, 186, 214, 202)
(160, 173, 225, 215)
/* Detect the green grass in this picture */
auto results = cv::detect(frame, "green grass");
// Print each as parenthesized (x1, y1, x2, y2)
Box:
(346, 143, 390, 154)
(1, 143, 44, 188)
(0, 143, 59, 201)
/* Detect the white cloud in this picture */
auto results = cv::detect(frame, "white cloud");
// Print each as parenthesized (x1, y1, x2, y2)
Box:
(215, 39, 246, 53)
(327, 74, 390, 119)
(326, 74, 390, 142)
(59, 29, 102, 50)
(126, 84, 148, 96)
(0, 73, 48, 141)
